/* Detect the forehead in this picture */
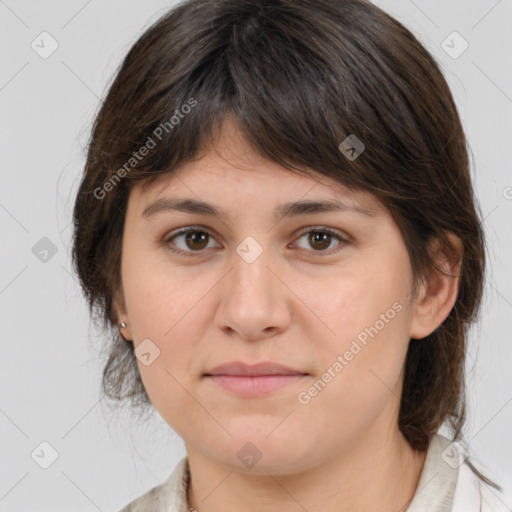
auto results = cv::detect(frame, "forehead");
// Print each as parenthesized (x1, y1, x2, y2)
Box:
(129, 117, 385, 218)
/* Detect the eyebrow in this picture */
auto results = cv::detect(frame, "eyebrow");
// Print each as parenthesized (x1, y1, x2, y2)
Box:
(142, 197, 375, 221)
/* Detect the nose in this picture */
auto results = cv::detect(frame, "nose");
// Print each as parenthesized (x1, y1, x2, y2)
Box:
(214, 244, 292, 342)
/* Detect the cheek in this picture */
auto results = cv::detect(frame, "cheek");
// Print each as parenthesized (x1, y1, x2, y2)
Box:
(312, 255, 413, 398)
(120, 253, 215, 404)
(121, 249, 203, 340)
(319, 259, 411, 348)
(291, 282, 411, 452)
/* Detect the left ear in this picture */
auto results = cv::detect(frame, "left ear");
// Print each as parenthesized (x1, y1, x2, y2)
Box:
(409, 232, 463, 340)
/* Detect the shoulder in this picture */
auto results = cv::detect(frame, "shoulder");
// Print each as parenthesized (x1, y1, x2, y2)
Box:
(480, 482, 510, 512)
(450, 438, 509, 512)
(116, 456, 190, 512)
(117, 483, 164, 512)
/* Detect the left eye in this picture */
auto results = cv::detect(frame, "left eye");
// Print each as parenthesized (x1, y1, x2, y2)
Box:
(164, 227, 347, 256)
(294, 229, 347, 253)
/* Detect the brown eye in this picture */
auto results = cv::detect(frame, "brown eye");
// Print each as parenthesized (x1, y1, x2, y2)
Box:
(165, 228, 218, 255)
(294, 228, 347, 253)
(183, 231, 210, 250)
(308, 231, 333, 251)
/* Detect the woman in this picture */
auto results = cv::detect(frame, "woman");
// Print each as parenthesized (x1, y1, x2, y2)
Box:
(72, 0, 508, 510)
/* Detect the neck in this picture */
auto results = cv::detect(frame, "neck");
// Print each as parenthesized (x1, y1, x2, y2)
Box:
(186, 428, 427, 512)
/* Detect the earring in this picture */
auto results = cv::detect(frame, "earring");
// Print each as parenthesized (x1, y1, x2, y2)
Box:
(119, 322, 127, 329)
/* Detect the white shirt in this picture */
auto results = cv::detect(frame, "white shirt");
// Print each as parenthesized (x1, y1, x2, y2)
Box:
(118, 433, 508, 511)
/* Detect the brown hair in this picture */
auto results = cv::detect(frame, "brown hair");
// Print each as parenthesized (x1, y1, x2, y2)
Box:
(72, 0, 498, 489)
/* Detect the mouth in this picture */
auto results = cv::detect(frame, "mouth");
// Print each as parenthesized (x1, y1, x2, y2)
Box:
(203, 361, 309, 397)
(204, 361, 308, 377)
(203, 374, 308, 396)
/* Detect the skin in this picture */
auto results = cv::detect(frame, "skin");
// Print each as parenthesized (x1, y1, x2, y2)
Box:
(115, 117, 461, 512)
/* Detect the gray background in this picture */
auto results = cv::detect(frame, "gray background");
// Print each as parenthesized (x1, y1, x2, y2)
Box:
(0, 0, 511, 510)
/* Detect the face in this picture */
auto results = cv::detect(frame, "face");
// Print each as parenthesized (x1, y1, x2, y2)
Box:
(117, 118, 420, 475)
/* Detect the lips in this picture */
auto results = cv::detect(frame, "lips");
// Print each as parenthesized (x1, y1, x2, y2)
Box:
(203, 361, 309, 397)
(203, 361, 308, 377)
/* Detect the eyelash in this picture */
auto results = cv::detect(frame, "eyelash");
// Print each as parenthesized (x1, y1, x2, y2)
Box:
(163, 226, 350, 258)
